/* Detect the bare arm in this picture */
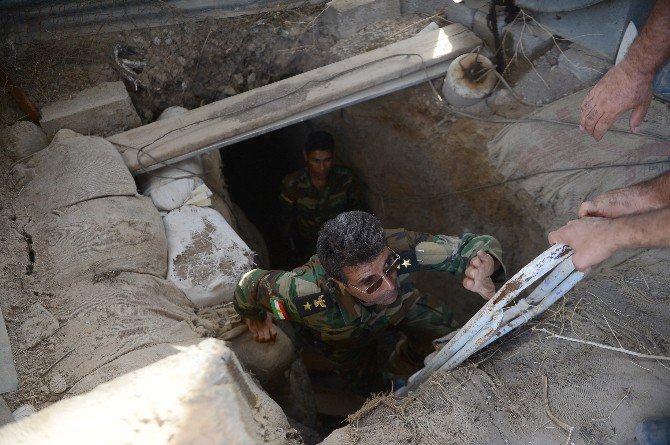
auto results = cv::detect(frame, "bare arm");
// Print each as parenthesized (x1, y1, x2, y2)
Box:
(579, 171, 670, 217)
(548, 207, 670, 271)
(580, 0, 670, 140)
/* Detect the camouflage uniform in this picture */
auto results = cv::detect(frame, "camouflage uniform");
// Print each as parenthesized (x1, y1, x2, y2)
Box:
(234, 228, 505, 395)
(280, 166, 364, 260)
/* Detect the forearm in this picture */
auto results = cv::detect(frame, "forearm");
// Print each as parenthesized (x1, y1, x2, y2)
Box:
(233, 269, 272, 320)
(635, 171, 670, 208)
(623, 0, 670, 78)
(611, 207, 670, 250)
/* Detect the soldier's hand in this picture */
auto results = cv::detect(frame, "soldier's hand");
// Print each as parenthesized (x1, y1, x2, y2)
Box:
(463, 250, 496, 300)
(548, 217, 617, 272)
(244, 313, 277, 344)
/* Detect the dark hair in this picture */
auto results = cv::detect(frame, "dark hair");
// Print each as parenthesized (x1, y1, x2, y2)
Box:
(304, 131, 334, 153)
(317, 211, 385, 282)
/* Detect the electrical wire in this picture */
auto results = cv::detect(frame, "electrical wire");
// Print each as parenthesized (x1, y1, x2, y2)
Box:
(120, 33, 670, 188)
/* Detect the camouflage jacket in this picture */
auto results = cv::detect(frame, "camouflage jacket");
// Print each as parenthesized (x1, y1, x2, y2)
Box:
(280, 166, 364, 247)
(234, 228, 505, 347)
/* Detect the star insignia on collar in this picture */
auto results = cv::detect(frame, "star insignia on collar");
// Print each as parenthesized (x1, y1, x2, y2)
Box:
(401, 259, 411, 268)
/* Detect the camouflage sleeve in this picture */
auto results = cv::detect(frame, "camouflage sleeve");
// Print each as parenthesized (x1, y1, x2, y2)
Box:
(386, 229, 506, 281)
(233, 268, 316, 322)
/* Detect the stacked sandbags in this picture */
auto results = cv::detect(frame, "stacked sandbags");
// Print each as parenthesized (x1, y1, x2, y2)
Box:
(135, 107, 256, 308)
(163, 206, 254, 308)
(10, 129, 201, 395)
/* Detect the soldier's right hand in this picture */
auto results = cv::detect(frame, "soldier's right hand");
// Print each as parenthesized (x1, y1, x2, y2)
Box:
(244, 313, 277, 344)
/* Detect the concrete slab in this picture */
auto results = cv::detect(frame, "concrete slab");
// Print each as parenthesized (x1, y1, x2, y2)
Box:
(472, 8, 507, 50)
(322, 0, 401, 39)
(0, 308, 18, 394)
(513, 49, 591, 105)
(445, 1, 476, 29)
(0, 339, 293, 444)
(503, 20, 554, 62)
(39, 81, 141, 139)
(558, 45, 613, 83)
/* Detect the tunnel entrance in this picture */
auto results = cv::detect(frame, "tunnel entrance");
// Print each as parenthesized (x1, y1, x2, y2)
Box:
(221, 122, 309, 269)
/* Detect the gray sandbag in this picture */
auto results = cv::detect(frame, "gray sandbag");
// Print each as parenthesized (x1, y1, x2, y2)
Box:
(11, 130, 137, 215)
(227, 328, 296, 386)
(488, 89, 670, 228)
(41, 272, 197, 387)
(26, 195, 167, 284)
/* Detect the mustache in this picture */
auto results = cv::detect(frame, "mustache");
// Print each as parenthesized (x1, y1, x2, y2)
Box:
(376, 287, 398, 304)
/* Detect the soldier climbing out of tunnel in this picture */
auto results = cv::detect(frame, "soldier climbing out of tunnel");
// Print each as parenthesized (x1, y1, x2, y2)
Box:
(280, 131, 365, 265)
(233, 211, 506, 395)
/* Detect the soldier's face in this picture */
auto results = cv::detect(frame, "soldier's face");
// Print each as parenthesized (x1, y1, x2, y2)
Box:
(304, 150, 333, 180)
(340, 249, 399, 306)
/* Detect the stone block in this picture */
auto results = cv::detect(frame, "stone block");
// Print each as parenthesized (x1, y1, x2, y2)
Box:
(0, 339, 293, 445)
(322, 0, 401, 39)
(445, 1, 476, 29)
(0, 121, 48, 160)
(401, 0, 447, 15)
(503, 20, 554, 62)
(558, 45, 613, 83)
(39, 81, 141, 139)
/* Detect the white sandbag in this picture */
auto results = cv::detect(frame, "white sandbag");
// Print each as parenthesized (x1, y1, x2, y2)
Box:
(164, 206, 254, 307)
(137, 158, 205, 211)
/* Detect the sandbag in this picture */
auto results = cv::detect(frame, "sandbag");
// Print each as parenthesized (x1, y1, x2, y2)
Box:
(137, 158, 205, 211)
(488, 89, 670, 227)
(10, 130, 137, 215)
(163, 206, 254, 307)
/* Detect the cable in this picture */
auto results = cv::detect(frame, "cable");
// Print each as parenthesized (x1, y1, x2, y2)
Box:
(116, 27, 478, 175)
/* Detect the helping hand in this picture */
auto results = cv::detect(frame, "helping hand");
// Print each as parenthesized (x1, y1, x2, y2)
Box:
(244, 313, 277, 344)
(463, 250, 496, 300)
(548, 217, 617, 272)
(579, 62, 653, 141)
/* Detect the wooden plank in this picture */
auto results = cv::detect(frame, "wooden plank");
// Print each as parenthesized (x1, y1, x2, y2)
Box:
(107, 23, 481, 173)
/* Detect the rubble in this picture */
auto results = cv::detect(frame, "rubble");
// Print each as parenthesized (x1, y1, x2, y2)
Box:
(0, 121, 47, 160)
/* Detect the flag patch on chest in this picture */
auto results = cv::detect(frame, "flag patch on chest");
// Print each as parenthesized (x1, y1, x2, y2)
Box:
(271, 299, 288, 320)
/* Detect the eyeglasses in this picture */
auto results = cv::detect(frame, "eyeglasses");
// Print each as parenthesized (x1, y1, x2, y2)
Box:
(349, 248, 401, 295)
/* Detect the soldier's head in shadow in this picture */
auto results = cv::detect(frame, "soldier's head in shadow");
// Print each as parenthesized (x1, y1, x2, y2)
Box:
(303, 131, 334, 188)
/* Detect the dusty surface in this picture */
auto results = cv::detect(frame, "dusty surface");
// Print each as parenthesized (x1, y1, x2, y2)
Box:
(2, 4, 668, 445)
(321, 92, 670, 444)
